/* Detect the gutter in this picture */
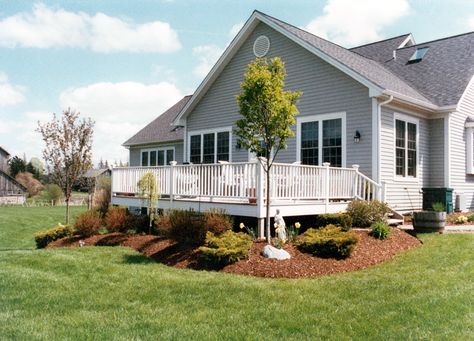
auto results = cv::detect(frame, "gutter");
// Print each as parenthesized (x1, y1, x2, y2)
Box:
(376, 95, 394, 184)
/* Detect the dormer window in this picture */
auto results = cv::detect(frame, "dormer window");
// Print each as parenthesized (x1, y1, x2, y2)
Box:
(408, 47, 429, 63)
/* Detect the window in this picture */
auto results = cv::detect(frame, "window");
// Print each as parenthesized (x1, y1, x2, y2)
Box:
(395, 116, 418, 177)
(188, 128, 231, 163)
(141, 148, 175, 166)
(408, 47, 429, 63)
(190, 135, 201, 164)
(297, 113, 345, 167)
(466, 125, 474, 174)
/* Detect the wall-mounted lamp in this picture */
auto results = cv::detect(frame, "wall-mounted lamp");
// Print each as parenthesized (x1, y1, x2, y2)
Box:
(236, 141, 242, 149)
(354, 130, 361, 143)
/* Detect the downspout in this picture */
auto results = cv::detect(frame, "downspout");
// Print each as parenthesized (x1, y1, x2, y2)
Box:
(376, 95, 394, 184)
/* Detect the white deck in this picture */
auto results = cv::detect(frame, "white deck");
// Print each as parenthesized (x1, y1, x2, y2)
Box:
(111, 161, 384, 218)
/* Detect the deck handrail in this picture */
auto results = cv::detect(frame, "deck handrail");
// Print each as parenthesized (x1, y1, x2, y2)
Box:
(111, 161, 384, 203)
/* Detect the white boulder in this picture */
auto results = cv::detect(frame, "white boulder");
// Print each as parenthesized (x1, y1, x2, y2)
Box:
(262, 245, 291, 260)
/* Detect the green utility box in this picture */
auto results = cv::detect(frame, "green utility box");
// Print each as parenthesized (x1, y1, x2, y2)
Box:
(422, 187, 453, 213)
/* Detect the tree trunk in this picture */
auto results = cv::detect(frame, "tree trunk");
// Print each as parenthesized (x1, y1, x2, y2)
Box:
(65, 198, 70, 224)
(266, 168, 271, 244)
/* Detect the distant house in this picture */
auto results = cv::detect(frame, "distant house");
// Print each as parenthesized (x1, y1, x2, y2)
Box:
(113, 10, 474, 234)
(83, 168, 112, 192)
(0, 147, 27, 205)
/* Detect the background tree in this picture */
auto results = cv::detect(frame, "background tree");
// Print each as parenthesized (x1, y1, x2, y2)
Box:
(15, 172, 43, 197)
(8, 156, 26, 177)
(138, 172, 160, 234)
(41, 184, 64, 205)
(28, 157, 45, 180)
(236, 57, 301, 243)
(37, 109, 94, 223)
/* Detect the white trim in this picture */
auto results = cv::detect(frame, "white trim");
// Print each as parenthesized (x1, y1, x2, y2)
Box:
(371, 98, 378, 181)
(397, 34, 415, 48)
(393, 112, 420, 182)
(296, 112, 346, 167)
(187, 126, 233, 163)
(444, 114, 451, 186)
(140, 146, 176, 166)
(173, 11, 387, 126)
(183, 121, 187, 163)
(456, 74, 474, 112)
(466, 126, 474, 174)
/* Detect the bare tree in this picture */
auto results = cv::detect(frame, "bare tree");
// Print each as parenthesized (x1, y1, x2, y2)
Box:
(37, 109, 94, 223)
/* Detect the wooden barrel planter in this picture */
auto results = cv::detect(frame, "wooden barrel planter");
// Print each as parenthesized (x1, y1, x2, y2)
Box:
(412, 211, 446, 233)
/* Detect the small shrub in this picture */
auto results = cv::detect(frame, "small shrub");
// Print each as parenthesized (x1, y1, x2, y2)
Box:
(93, 188, 110, 217)
(34, 223, 74, 249)
(199, 231, 253, 267)
(431, 202, 445, 212)
(105, 207, 130, 233)
(74, 210, 103, 237)
(156, 209, 206, 245)
(204, 209, 233, 236)
(296, 225, 358, 259)
(346, 200, 390, 227)
(314, 213, 352, 231)
(129, 214, 150, 234)
(467, 214, 474, 222)
(454, 215, 468, 225)
(41, 184, 64, 205)
(369, 221, 391, 240)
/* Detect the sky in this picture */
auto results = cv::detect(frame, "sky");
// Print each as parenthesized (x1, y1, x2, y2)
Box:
(1, 0, 474, 166)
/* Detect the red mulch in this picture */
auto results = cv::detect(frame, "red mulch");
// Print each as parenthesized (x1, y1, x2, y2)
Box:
(47, 228, 421, 278)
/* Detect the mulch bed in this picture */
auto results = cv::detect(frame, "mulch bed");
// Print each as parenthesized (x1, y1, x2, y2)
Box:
(47, 228, 421, 279)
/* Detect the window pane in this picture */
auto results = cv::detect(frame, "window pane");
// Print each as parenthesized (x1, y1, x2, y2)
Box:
(407, 123, 416, 176)
(203, 133, 215, 164)
(190, 135, 201, 164)
(217, 131, 229, 161)
(301, 121, 318, 165)
(166, 149, 174, 164)
(322, 119, 342, 167)
(396, 148, 405, 176)
(149, 151, 157, 166)
(157, 150, 165, 166)
(141, 151, 148, 166)
(396, 120, 405, 148)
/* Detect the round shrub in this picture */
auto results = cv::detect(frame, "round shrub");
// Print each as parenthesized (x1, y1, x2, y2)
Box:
(34, 223, 74, 249)
(369, 221, 391, 240)
(346, 200, 390, 227)
(74, 210, 102, 237)
(204, 209, 233, 236)
(105, 207, 130, 233)
(199, 231, 253, 267)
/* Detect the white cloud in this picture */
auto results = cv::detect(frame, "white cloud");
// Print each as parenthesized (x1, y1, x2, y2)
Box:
(0, 3, 181, 53)
(192, 44, 224, 78)
(229, 22, 244, 39)
(59, 81, 184, 163)
(0, 72, 26, 107)
(305, 0, 410, 46)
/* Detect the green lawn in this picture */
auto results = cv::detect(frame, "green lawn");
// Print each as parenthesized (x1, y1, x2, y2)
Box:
(0, 206, 473, 340)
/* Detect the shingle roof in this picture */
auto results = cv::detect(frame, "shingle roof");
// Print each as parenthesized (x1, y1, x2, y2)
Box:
(352, 32, 474, 107)
(350, 34, 413, 63)
(83, 168, 111, 178)
(259, 12, 432, 104)
(123, 95, 191, 146)
(0, 146, 10, 157)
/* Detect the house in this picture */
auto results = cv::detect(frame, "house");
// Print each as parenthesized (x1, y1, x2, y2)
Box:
(113, 10, 474, 233)
(0, 147, 27, 205)
(82, 168, 112, 192)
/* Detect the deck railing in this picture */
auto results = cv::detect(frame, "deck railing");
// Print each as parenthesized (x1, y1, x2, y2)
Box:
(112, 161, 384, 204)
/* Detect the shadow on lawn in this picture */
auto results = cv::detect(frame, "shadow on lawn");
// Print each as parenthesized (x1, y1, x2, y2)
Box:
(122, 254, 154, 265)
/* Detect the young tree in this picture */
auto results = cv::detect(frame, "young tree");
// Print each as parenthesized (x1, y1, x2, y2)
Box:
(8, 156, 26, 177)
(37, 109, 94, 223)
(236, 57, 301, 243)
(138, 172, 160, 234)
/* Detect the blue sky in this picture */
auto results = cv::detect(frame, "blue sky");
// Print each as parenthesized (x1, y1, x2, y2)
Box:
(1, 0, 473, 166)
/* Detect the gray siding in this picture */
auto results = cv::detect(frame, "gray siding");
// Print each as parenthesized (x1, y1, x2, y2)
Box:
(450, 78, 474, 209)
(128, 141, 184, 167)
(428, 118, 445, 187)
(186, 22, 373, 176)
(380, 107, 431, 212)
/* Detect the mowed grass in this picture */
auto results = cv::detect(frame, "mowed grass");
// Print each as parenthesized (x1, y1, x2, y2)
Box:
(0, 205, 86, 250)
(0, 207, 473, 340)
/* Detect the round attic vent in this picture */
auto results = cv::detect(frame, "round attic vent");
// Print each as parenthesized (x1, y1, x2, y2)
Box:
(253, 35, 270, 57)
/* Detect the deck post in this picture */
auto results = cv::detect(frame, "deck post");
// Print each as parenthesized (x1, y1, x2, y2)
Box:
(256, 160, 265, 238)
(169, 161, 177, 206)
(257, 218, 265, 239)
(323, 162, 330, 213)
(352, 164, 360, 199)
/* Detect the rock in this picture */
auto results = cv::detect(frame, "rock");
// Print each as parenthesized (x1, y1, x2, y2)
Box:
(262, 245, 291, 260)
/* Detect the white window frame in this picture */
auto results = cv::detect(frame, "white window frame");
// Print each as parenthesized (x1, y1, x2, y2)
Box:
(466, 126, 474, 174)
(393, 113, 419, 181)
(187, 126, 232, 163)
(140, 146, 176, 166)
(296, 112, 346, 167)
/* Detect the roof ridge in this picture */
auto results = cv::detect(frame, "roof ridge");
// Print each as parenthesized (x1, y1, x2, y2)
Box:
(349, 33, 412, 50)
(397, 30, 474, 50)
